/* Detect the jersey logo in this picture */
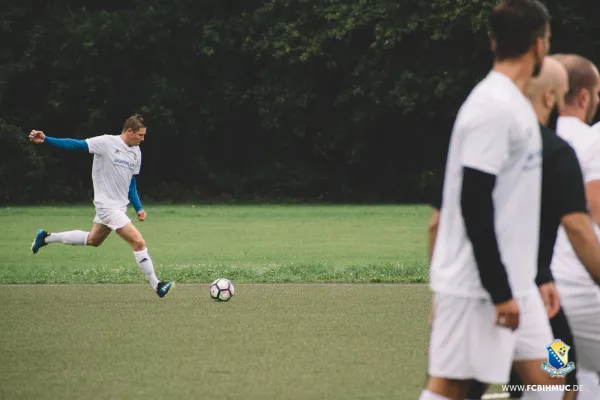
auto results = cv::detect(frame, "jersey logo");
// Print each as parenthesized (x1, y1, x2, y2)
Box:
(115, 149, 120, 154)
(523, 149, 542, 170)
(541, 339, 576, 377)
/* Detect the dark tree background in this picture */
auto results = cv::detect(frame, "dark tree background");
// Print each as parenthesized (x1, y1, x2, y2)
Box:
(0, 0, 598, 204)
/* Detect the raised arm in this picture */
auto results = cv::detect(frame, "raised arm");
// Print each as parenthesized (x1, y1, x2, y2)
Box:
(29, 130, 89, 152)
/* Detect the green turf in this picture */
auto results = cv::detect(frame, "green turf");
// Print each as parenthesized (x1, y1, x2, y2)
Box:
(0, 284, 432, 400)
(0, 204, 431, 284)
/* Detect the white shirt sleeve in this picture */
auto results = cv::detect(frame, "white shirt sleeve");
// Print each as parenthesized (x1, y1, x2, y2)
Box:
(134, 151, 141, 175)
(85, 135, 111, 155)
(460, 108, 513, 175)
(582, 139, 600, 183)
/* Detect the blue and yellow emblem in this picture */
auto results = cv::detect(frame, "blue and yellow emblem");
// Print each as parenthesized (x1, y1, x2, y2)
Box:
(541, 339, 575, 377)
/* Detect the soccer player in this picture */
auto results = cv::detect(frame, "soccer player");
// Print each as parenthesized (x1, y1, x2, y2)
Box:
(550, 54, 600, 394)
(28, 114, 175, 299)
(454, 56, 600, 400)
(419, 1, 559, 399)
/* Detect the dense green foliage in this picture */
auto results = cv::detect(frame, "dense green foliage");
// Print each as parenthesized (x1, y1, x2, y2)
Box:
(1, 0, 598, 203)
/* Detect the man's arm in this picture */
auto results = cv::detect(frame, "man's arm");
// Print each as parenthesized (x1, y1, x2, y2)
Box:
(29, 130, 89, 151)
(461, 167, 513, 304)
(586, 181, 600, 227)
(561, 213, 600, 286)
(128, 176, 143, 213)
(44, 137, 89, 151)
(428, 209, 440, 262)
(428, 171, 444, 262)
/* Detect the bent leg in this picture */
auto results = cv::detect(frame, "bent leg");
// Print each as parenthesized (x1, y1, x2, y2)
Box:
(116, 222, 160, 291)
(86, 223, 112, 246)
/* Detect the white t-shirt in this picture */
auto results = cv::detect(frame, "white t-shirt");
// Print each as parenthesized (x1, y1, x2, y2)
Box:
(592, 121, 600, 133)
(85, 135, 142, 209)
(430, 71, 542, 300)
(551, 117, 600, 289)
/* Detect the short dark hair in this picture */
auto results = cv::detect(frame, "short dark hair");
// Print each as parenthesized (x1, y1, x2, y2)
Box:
(122, 114, 146, 132)
(489, 0, 550, 60)
(553, 54, 600, 105)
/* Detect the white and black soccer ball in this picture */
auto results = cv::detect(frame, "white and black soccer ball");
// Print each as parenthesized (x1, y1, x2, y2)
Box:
(210, 278, 235, 302)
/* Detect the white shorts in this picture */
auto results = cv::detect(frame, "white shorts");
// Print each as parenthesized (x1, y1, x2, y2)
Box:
(93, 207, 131, 231)
(556, 282, 600, 372)
(427, 290, 553, 384)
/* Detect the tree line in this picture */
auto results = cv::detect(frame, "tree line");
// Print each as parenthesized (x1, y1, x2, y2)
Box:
(0, 0, 597, 204)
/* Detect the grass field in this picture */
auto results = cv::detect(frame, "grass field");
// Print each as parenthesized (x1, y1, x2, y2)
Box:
(0, 205, 504, 399)
(0, 204, 430, 284)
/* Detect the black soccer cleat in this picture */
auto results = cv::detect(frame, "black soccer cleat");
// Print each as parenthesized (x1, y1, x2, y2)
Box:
(156, 281, 175, 298)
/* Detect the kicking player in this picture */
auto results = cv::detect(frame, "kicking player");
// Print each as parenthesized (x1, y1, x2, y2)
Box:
(420, 1, 558, 399)
(550, 54, 600, 393)
(28, 114, 175, 299)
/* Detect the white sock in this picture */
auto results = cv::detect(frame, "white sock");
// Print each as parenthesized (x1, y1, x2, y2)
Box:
(521, 389, 563, 400)
(134, 248, 159, 290)
(418, 390, 450, 400)
(46, 230, 89, 245)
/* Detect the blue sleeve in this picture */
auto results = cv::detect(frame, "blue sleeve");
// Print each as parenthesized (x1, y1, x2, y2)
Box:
(128, 176, 143, 212)
(45, 136, 89, 152)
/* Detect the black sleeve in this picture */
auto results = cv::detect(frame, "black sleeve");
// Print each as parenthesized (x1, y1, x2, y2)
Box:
(536, 145, 586, 286)
(555, 146, 587, 217)
(535, 264, 554, 286)
(461, 167, 513, 304)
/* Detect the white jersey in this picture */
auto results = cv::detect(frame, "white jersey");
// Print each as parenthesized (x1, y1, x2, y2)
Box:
(551, 117, 600, 289)
(85, 135, 142, 209)
(592, 121, 600, 133)
(430, 71, 542, 299)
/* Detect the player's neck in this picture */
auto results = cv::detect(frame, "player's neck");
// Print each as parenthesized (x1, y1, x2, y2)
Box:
(493, 58, 535, 95)
(532, 103, 549, 127)
(559, 107, 587, 125)
(120, 133, 133, 147)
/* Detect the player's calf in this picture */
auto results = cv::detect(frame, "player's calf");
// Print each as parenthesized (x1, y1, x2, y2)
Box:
(420, 377, 469, 400)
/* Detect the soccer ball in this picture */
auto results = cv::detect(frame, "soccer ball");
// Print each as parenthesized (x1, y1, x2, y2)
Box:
(210, 278, 235, 302)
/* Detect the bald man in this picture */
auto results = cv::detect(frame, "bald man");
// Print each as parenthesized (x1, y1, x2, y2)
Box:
(550, 54, 600, 394)
(502, 56, 600, 400)
(431, 56, 600, 399)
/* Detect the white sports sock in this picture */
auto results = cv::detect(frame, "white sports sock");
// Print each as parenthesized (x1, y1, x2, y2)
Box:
(418, 390, 450, 400)
(134, 248, 159, 290)
(521, 389, 563, 400)
(46, 230, 89, 245)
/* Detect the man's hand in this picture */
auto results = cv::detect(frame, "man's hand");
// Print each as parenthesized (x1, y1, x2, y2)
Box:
(137, 210, 147, 222)
(495, 298, 520, 330)
(538, 282, 561, 319)
(29, 130, 46, 144)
